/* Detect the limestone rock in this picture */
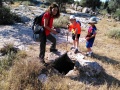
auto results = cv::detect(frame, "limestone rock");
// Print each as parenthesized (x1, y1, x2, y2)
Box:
(38, 74, 48, 83)
(65, 69, 79, 79)
(75, 59, 104, 76)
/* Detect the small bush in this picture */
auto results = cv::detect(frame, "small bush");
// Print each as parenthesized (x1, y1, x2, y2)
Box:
(0, 6, 21, 25)
(40, 4, 48, 8)
(16, 50, 27, 59)
(0, 52, 16, 72)
(100, 9, 107, 16)
(0, 43, 18, 56)
(114, 9, 120, 20)
(107, 28, 120, 39)
(61, 6, 66, 13)
(53, 15, 69, 28)
(21, 1, 34, 6)
(0, 43, 19, 71)
(6, 59, 44, 90)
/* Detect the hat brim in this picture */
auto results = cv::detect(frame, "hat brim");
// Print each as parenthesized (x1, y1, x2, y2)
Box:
(88, 21, 97, 24)
(70, 18, 76, 20)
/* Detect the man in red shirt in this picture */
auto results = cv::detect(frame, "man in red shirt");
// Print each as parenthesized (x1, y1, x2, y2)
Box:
(39, 3, 60, 63)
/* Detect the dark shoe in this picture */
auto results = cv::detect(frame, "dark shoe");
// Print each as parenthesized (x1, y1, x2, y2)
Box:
(50, 48, 58, 52)
(74, 49, 78, 54)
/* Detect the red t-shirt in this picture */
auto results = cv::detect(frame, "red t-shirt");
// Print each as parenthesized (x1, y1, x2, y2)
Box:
(41, 12, 53, 36)
(68, 22, 81, 34)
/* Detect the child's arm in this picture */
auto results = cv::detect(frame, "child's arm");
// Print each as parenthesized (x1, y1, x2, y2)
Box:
(89, 33, 96, 39)
(86, 31, 96, 40)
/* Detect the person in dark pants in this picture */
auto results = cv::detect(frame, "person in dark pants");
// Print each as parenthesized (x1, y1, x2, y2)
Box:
(39, 3, 60, 63)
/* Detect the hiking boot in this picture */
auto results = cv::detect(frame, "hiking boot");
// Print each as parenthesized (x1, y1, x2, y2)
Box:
(50, 48, 58, 52)
(70, 47, 75, 50)
(74, 49, 78, 54)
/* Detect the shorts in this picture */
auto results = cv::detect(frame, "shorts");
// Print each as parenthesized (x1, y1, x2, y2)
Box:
(86, 40, 94, 48)
(72, 34, 80, 40)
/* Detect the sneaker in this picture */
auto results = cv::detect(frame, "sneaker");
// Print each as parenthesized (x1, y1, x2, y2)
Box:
(88, 53, 91, 57)
(86, 52, 93, 57)
(89, 52, 93, 57)
(74, 49, 78, 54)
(85, 52, 89, 56)
(70, 47, 75, 50)
(50, 48, 58, 52)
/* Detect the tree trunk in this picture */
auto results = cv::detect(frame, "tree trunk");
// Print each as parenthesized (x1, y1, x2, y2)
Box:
(58, 0, 62, 11)
(0, 0, 2, 7)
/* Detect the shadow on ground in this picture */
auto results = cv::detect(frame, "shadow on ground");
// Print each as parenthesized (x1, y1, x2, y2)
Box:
(66, 12, 91, 18)
(76, 71, 120, 86)
(0, 16, 36, 45)
(91, 53, 120, 66)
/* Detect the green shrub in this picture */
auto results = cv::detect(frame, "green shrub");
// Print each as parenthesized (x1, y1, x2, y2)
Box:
(40, 4, 48, 8)
(114, 9, 120, 20)
(0, 6, 21, 25)
(100, 9, 107, 16)
(0, 43, 18, 55)
(0, 52, 16, 72)
(61, 7, 66, 13)
(20, 1, 34, 6)
(53, 15, 69, 28)
(0, 43, 27, 73)
(107, 28, 120, 39)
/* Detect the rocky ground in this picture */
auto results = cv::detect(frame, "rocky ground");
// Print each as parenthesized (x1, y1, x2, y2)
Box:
(0, 4, 120, 90)
(0, 5, 90, 53)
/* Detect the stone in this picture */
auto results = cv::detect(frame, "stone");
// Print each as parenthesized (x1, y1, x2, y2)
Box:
(74, 59, 104, 76)
(38, 74, 48, 83)
(65, 69, 79, 79)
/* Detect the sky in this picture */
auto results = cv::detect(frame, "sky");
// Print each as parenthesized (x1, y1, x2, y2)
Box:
(74, 0, 107, 2)
(100, 0, 106, 2)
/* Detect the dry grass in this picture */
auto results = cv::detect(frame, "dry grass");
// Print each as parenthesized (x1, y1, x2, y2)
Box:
(0, 17, 120, 90)
(11, 2, 21, 7)
(0, 58, 44, 90)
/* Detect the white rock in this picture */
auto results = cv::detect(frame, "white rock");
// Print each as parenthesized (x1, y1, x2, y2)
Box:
(75, 59, 104, 76)
(38, 74, 48, 83)
(65, 69, 79, 78)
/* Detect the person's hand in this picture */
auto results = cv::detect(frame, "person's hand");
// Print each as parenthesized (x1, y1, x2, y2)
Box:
(52, 30, 58, 34)
(85, 37, 90, 41)
(67, 24, 70, 29)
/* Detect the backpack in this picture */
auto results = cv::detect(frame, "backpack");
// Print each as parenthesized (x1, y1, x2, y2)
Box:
(32, 12, 45, 41)
(32, 12, 45, 34)
(76, 20, 81, 26)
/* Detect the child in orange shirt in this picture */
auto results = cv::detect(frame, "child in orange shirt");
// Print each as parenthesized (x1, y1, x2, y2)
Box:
(68, 15, 81, 53)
